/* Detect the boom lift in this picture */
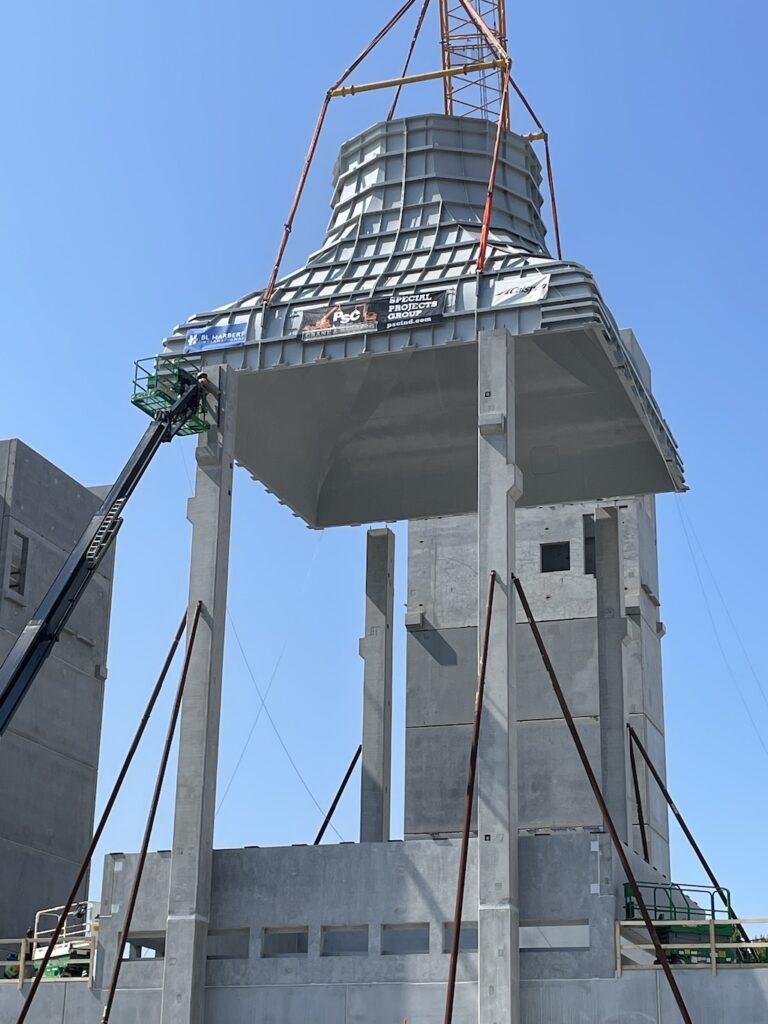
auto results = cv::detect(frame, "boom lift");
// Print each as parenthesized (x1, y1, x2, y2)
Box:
(0, 357, 210, 736)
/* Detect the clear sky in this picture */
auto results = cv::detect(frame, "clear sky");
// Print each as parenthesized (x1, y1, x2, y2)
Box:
(2, 0, 767, 918)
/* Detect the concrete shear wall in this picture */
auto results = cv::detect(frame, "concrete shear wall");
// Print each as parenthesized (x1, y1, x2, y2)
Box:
(404, 501, 670, 877)
(0, 439, 114, 939)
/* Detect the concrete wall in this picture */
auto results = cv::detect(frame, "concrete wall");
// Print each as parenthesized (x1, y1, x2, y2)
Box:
(2, 839, 766, 1023)
(89, 832, 622, 1003)
(6, 965, 768, 1024)
(404, 501, 670, 875)
(0, 439, 114, 938)
(0, 835, 621, 1020)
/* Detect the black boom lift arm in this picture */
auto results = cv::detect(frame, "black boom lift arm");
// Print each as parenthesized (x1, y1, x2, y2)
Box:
(0, 366, 208, 736)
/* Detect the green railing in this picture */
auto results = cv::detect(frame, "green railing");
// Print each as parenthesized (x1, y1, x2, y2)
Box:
(620, 882, 766, 966)
(624, 881, 732, 922)
(131, 356, 209, 436)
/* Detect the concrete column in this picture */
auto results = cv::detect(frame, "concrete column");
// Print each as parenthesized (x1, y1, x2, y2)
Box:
(595, 506, 628, 840)
(359, 528, 395, 843)
(476, 329, 522, 1024)
(161, 366, 236, 1024)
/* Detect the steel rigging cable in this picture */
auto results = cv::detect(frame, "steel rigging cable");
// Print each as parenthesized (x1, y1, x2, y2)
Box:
(674, 494, 768, 760)
(179, 448, 340, 836)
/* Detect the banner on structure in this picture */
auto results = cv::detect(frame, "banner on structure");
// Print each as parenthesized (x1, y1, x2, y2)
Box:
(491, 272, 551, 308)
(300, 301, 380, 340)
(375, 290, 447, 331)
(184, 321, 247, 353)
(299, 291, 447, 340)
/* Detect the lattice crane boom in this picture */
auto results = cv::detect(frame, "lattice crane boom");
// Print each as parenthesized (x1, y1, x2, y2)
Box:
(439, 0, 510, 125)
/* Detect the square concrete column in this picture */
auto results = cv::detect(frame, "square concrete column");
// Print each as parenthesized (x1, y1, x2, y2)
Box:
(359, 528, 395, 843)
(161, 366, 236, 1024)
(595, 506, 629, 840)
(476, 329, 522, 1024)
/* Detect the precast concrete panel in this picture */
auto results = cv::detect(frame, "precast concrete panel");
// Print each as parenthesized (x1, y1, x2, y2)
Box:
(639, 615, 666, 731)
(405, 625, 478, 727)
(0, 628, 104, 756)
(2, 442, 107, 549)
(517, 718, 602, 830)
(407, 516, 478, 630)
(205, 985, 347, 1024)
(0, 731, 96, 862)
(0, 439, 113, 938)
(515, 505, 591, 577)
(8, 972, 768, 1024)
(345, 982, 477, 1023)
(513, 571, 597, 624)
(517, 618, 599, 721)
(405, 723, 475, 835)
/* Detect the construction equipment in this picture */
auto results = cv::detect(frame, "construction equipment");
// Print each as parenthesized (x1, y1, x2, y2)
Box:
(30, 902, 97, 979)
(0, 356, 209, 737)
(623, 882, 749, 965)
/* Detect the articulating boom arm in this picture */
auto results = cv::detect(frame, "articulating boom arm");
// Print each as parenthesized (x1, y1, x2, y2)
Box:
(0, 370, 207, 737)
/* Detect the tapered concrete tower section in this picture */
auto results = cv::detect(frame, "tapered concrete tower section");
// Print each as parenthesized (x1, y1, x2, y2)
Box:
(359, 528, 395, 843)
(161, 367, 236, 1024)
(477, 329, 522, 1024)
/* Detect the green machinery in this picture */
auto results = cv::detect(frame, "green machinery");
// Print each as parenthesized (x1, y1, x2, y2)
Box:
(624, 881, 756, 965)
(0, 355, 210, 741)
(131, 356, 210, 436)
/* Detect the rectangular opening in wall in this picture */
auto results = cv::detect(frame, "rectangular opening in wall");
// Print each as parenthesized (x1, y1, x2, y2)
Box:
(541, 541, 570, 573)
(381, 923, 429, 955)
(583, 515, 596, 575)
(207, 928, 250, 960)
(520, 921, 590, 950)
(121, 932, 165, 960)
(442, 922, 478, 953)
(8, 532, 28, 595)
(261, 927, 308, 958)
(321, 925, 368, 956)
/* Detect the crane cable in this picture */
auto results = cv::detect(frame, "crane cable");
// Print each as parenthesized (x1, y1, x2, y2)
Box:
(674, 494, 768, 760)
(178, 447, 342, 836)
(219, 602, 346, 843)
(14, 609, 189, 1024)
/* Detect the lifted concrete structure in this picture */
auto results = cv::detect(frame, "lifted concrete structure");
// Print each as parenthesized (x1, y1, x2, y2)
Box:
(165, 116, 682, 531)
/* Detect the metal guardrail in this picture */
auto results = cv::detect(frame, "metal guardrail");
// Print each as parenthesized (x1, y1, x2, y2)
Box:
(0, 934, 97, 987)
(131, 356, 208, 436)
(0, 935, 95, 987)
(616, 917, 768, 975)
(0, 903, 99, 986)
(624, 881, 734, 922)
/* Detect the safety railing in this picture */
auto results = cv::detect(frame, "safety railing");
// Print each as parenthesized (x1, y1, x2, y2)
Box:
(624, 881, 734, 922)
(616, 917, 768, 975)
(131, 355, 208, 436)
(0, 903, 99, 986)
(0, 935, 95, 986)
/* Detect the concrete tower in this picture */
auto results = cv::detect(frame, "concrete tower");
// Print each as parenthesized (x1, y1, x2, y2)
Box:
(404, 494, 671, 875)
(0, 439, 114, 938)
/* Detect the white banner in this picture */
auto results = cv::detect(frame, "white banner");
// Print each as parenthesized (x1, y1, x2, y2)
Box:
(492, 271, 550, 308)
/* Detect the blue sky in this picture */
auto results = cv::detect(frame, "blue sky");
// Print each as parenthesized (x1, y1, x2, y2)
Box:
(2, 0, 767, 918)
